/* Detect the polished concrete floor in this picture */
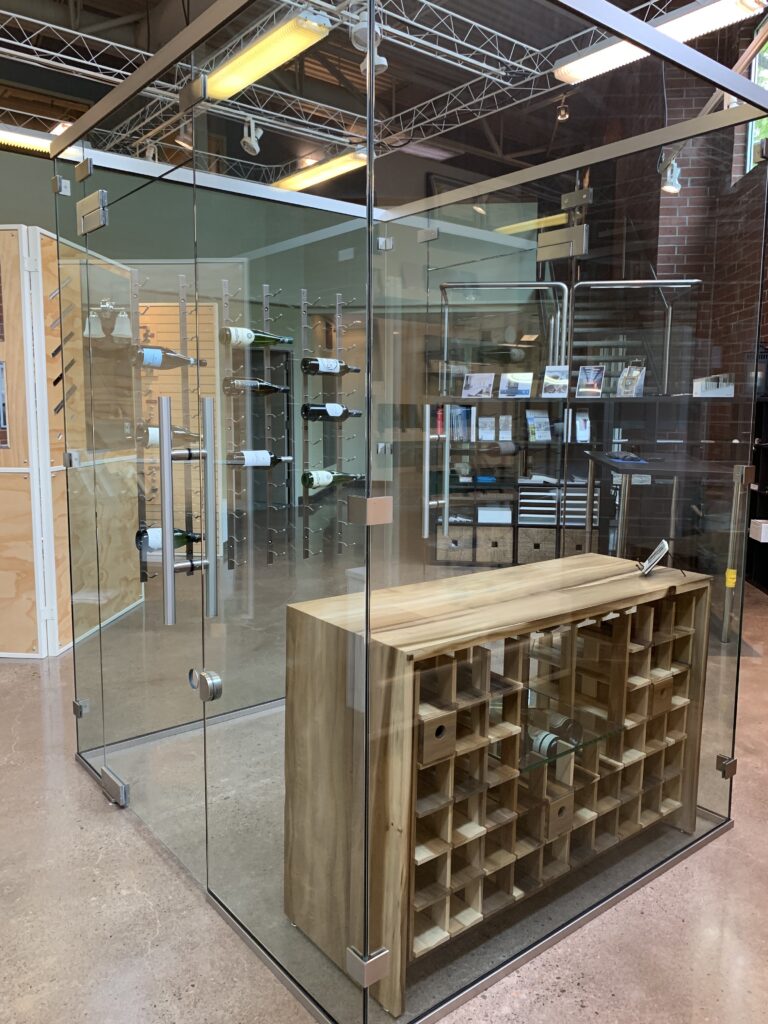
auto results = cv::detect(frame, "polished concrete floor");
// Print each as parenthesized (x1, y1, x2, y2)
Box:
(2, 588, 768, 1023)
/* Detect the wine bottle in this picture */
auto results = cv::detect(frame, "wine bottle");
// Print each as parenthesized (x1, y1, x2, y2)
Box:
(223, 376, 289, 396)
(135, 526, 201, 553)
(227, 450, 293, 468)
(219, 327, 293, 346)
(135, 420, 199, 447)
(134, 345, 207, 369)
(301, 357, 361, 376)
(301, 469, 364, 488)
(301, 402, 363, 422)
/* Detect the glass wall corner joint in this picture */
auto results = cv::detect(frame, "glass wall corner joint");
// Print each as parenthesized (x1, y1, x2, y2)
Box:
(716, 755, 737, 780)
(345, 947, 391, 988)
(72, 698, 90, 718)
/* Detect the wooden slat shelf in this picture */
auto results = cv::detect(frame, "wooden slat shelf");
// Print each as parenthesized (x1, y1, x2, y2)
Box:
(285, 554, 711, 1017)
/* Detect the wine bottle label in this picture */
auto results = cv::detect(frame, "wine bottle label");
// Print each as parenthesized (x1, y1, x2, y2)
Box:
(145, 527, 162, 551)
(310, 470, 334, 486)
(241, 450, 272, 467)
(142, 348, 163, 368)
(325, 403, 344, 418)
(226, 328, 255, 346)
(317, 358, 341, 374)
(145, 427, 159, 447)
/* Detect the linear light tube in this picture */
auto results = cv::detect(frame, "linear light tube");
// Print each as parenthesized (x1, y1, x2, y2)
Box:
(206, 11, 331, 100)
(275, 149, 367, 191)
(554, 0, 767, 85)
(0, 124, 80, 160)
(495, 212, 569, 236)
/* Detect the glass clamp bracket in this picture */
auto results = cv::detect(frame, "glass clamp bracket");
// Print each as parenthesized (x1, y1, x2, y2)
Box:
(76, 190, 108, 236)
(100, 767, 129, 808)
(345, 947, 391, 989)
(72, 698, 90, 718)
(716, 755, 737, 780)
(348, 496, 394, 526)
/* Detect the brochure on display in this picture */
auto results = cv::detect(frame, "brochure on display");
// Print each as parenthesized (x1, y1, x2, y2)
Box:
(616, 364, 646, 398)
(542, 365, 569, 397)
(499, 371, 534, 398)
(575, 365, 606, 398)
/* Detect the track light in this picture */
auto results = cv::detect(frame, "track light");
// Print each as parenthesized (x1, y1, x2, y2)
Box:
(275, 148, 367, 191)
(206, 11, 331, 101)
(240, 119, 264, 156)
(554, 0, 767, 85)
(557, 97, 570, 122)
(661, 159, 682, 194)
(360, 49, 388, 75)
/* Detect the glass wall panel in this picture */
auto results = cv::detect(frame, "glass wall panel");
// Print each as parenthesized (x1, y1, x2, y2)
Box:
(367, 103, 763, 1018)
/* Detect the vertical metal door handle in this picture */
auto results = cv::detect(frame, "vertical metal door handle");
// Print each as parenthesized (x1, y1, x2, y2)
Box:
(422, 403, 431, 539)
(442, 403, 451, 537)
(202, 397, 218, 619)
(158, 396, 176, 626)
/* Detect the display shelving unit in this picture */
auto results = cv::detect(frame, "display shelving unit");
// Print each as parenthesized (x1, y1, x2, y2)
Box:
(284, 553, 711, 1017)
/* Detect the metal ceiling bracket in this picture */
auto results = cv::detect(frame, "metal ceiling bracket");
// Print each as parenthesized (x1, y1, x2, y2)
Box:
(561, 187, 593, 210)
(345, 947, 391, 988)
(74, 157, 93, 182)
(179, 74, 207, 113)
(548, 0, 768, 115)
(716, 754, 737, 779)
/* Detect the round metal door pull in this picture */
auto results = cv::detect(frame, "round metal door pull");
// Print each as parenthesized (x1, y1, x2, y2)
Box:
(188, 668, 223, 702)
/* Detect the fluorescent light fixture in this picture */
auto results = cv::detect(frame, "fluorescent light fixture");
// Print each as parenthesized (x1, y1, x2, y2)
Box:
(496, 212, 569, 236)
(0, 126, 53, 153)
(275, 149, 367, 191)
(206, 11, 331, 100)
(400, 139, 455, 161)
(554, 0, 767, 85)
(51, 121, 72, 136)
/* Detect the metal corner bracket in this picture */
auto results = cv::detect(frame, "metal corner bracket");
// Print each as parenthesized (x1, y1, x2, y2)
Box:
(72, 698, 90, 718)
(345, 947, 391, 988)
(716, 754, 737, 779)
(100, 766, 129, 807)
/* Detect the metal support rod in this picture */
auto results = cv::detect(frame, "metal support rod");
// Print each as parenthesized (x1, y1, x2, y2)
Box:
(616, 473, 631, 559)
(158, 396, 176, 626)
(662, 302, 673, 396)
(668, 474, 679, 564)
(422, 403, 431, 540)
(585, 457, 596, 552)
(202, 396, 218, 619)
(721, 466, 751, 644)
(442, 403, 451, 537)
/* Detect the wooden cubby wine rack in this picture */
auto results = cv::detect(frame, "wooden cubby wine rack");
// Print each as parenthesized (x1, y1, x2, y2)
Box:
(285, 554, 711, 1017)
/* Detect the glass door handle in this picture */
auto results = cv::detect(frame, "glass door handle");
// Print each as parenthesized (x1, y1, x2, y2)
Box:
(422, 403, 431, 539)
(158, 396, 177, 626)
(201, 397, 218, 619)
(442, 403, 451, 537)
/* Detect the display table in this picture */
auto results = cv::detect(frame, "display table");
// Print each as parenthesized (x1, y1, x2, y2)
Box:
(284, 554, 711, 1016)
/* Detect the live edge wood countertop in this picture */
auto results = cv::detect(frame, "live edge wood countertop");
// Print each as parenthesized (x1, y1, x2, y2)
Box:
(288, 553, 711, 661)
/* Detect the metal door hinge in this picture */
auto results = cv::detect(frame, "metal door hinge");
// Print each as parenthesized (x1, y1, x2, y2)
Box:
(561, 186, 593, 210)
(72, 698, 90, 718)
(23, 256, 40, 274)
(77, 190, 108, 236)
(345, 947, 390, 988)
(100, 767, 129, 807)
(716, 754, 737, 779)
(189, 668, 223, 702)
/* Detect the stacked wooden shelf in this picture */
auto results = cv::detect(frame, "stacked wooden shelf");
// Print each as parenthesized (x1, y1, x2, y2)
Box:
(284, 554, 710, 1017)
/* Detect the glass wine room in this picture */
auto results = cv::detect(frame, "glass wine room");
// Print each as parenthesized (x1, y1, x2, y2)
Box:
(43, 0, 768, 1021)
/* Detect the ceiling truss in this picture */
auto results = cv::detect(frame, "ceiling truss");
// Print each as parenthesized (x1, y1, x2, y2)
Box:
(0, 1, 683, 177)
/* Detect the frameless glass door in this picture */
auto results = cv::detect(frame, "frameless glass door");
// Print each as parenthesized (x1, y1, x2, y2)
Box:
(56, 149, 208, 880)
